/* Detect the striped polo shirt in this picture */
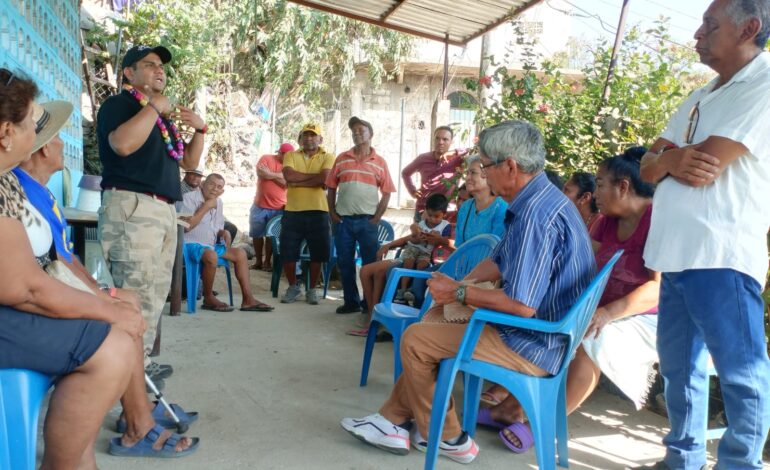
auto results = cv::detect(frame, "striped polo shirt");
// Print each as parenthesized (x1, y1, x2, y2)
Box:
(492, 172, 596, 375)
(326, 147, 396, 216)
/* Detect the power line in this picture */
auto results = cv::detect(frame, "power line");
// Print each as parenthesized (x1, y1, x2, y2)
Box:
(640, 0, 701, 21)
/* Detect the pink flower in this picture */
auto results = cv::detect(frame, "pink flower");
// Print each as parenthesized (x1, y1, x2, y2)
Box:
(537, 103, 550, 114)
(514, 88, 525, 96)
(478, 75, 492, 87)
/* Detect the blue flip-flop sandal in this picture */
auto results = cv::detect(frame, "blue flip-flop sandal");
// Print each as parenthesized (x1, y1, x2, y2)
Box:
(116, 401, 198, 433)
(109, 424, 199, 458)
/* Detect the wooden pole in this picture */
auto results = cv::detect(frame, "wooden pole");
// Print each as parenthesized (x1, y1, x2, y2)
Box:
(601, 0, 631, 103)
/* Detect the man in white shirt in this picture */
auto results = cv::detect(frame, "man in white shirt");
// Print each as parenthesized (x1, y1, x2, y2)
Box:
(640, 1, 770, 468)
(181, 174, 273, 312)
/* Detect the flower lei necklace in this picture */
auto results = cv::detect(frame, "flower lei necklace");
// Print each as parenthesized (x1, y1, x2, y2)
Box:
(124, 84, 184, 161)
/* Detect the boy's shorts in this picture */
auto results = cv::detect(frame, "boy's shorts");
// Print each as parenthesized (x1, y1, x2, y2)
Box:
(398, 244, 432, 264)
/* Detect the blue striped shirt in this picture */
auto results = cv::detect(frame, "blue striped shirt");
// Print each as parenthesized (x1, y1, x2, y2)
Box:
(492, 172, 596, 375)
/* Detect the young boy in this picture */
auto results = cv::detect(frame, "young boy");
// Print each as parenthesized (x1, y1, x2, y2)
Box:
(377, 193, 452, 302)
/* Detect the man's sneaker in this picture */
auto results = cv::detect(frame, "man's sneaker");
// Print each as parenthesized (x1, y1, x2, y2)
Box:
(340, 413, 410, 455)
(306, 288, 319, 305)
(336, 304, 362, 314)
(281, 283, 302, 303)
(411, 428, 479, 464)
(145, 362, 173, 380)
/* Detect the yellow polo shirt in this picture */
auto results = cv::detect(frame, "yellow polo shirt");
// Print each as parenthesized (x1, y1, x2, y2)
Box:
(283, 148, 336, 212)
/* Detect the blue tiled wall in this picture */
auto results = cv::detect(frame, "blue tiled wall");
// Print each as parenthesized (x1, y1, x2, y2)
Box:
(1, 0, 83, 202)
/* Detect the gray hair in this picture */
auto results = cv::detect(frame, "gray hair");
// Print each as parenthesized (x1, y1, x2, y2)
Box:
(465, 154, 481, 166)
(477, 120, 545, 174)
(725, 0, 770, 47)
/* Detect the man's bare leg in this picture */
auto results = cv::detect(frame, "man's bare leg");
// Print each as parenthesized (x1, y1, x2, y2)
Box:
(40, 329, 135, 470)
(263, 238, 273, 270)
(200, 249, 228, 309)
(251, 237, 264, 269)
(118, 336, 195, 452)
(224, 247, 269, 308)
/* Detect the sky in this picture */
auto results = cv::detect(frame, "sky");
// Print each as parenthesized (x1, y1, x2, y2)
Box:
(567, 0, 712, 46)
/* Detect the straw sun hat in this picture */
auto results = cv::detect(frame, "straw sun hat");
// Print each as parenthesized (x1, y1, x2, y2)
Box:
(30, 100, 74, 154)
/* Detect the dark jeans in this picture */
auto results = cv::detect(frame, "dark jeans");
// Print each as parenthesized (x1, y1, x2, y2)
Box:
(334, 215, 379, 307)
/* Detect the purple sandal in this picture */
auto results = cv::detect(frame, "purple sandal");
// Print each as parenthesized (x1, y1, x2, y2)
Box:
(499, 422, 534, 453)
(476, 407, 506, 430)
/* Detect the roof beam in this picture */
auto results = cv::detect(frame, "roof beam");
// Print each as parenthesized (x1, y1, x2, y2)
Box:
(287, 0, 465, 46)
(380, 0, 408, 22)
(460, 0, 544, 44)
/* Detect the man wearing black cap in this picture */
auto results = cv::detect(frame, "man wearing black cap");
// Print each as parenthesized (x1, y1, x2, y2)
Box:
(326, 116, 395, 314)
(97, 45, 206, 373)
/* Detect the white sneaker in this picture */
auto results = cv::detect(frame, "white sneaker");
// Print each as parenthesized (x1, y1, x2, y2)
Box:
(340, 413, 410, 455)
(411, 428, 479, 464)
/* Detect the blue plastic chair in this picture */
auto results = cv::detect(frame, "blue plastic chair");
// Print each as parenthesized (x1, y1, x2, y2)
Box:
(423, 250, 622, 470)
(0, 369, 54, 470)
(182, 243, 233, 313)
(360, 234, 500, 386)
(266, 215, 283, 298)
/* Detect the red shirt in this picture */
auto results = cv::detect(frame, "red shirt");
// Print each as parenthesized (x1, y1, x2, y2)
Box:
(254, 154, 286, 210)
(592, 204, 657, 313)
(401, 151, 463, 212)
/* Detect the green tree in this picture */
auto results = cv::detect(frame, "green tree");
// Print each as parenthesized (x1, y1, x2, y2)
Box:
(89, 0, 412, 165)
(466, 21, 711, 175)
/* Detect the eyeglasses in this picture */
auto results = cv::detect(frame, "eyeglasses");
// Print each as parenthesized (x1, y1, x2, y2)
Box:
(479, 159, 505, 175)
(685, 101, 700, 144)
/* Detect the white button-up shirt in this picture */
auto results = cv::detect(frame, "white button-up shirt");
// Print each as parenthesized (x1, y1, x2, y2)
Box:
(644, 52, 770, 287)
(180, 189, 224, 247)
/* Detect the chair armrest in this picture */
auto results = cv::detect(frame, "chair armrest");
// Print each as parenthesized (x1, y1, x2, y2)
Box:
(380, 268, 434, 304)
(469, 309, 571, 335)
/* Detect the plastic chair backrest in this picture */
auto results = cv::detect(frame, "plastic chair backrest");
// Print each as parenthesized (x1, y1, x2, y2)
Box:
(377, 220, 395, 245)
(0, 369, 53, 470)
(265, 214, 282, 240)
(421, 234, 500, 310)
(553, 250, 622, 375)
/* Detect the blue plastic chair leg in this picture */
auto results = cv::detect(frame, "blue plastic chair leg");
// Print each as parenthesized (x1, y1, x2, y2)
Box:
(392, 334, 403, 384)
(461, 374, 483, 437)
(184, 252, 199, 314)
(556, 376, 569, 467)
(517, 391, 559, 470)
(0, 369, 53, 470)
(425, 359, 460, 470)
(360, 320, 380, 387)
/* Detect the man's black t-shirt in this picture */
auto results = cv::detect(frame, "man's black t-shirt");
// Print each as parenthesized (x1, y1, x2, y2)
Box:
(97, 90, 183, 201)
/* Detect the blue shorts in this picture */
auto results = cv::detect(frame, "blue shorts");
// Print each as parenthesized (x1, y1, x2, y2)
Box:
(249, 205, 283, 238)
(185, 242, 227, 262)
(0, 305, 111, 376)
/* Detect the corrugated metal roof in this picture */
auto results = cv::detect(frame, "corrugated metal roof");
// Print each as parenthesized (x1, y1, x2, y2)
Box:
(287, 0, 545, 46)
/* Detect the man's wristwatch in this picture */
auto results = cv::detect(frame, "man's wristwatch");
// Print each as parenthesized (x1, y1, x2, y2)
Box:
(195, 124, 208, 135)
(98, 283, 118, 298)
(455, 285, 467, 305)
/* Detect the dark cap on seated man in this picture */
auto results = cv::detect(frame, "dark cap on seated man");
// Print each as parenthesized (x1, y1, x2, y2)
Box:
(121, 45, 172, 69)
(348, 116, 373, 136)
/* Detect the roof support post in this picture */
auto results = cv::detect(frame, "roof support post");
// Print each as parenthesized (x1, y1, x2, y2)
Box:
(442, 33, 449, 99)
(601, 0, 631, 103)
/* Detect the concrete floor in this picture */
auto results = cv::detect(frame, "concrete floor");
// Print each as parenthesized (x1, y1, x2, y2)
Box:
(68, 266, 725, 470)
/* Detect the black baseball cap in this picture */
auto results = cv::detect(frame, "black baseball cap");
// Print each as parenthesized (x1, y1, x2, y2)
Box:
(121, 45, 172, 69)
(348, 116, 373, 136)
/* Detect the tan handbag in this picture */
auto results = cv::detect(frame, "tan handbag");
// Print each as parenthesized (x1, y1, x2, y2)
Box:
(421, 280, 498, 324)
(44, 260, 98, 295)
